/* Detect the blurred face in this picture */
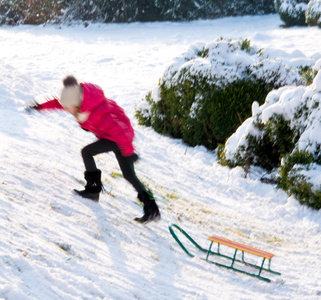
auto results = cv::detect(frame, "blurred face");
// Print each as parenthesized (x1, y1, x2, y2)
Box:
(65, 106, 79, 117)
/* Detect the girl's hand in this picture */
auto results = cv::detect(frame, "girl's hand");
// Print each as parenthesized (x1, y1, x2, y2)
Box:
(126, 153, 139, 164)
(25, 100, 40, 113)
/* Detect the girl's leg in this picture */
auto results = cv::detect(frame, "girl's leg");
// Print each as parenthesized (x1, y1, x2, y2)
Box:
(81, 139, 118, 171)
(115, 152, 146, 194)
(81, 139, 160, 221)
(76, 139, 118, 201)
(82, 139, 145, 193)
(115, 152, 160, 222)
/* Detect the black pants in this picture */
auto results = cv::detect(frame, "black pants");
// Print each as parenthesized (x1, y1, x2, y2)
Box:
(81, 139, 145, 194)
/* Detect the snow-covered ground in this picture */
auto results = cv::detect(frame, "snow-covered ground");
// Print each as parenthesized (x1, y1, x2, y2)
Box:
(0, 14, 320, 300)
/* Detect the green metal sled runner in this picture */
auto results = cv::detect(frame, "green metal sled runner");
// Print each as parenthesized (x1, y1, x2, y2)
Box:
(169, 224, 281, 282)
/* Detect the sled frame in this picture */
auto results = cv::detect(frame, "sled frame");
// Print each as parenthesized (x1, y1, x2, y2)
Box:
(169, 224, 281, 282)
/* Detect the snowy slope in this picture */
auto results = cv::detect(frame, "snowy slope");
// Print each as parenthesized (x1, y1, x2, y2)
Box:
(0, 14, 321, 300)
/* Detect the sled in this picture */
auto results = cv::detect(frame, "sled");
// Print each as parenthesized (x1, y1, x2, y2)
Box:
(169, 224, 281, 282)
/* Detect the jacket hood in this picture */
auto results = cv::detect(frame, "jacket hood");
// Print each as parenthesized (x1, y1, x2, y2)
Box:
(79, 83, 106, 112)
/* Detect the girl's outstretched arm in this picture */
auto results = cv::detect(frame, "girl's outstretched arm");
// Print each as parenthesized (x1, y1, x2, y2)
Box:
(37, 96, 64, 111)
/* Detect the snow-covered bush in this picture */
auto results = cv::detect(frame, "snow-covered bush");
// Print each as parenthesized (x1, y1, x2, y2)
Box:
(305, 0, 321, 27)
(52, 0, 276, 23)
(156, 0, 275, 21)
(220, 64, 321, 209)
(0, 0, 65, 25)
(136, 38, 316, 150)
(278, 150, 321, 209)
(61, 0, 140, 23)
(218, 113, 297, 172)
(275, 0, 309, 26)
(61, 1, 102, 23)
(0, 0, 275, 25)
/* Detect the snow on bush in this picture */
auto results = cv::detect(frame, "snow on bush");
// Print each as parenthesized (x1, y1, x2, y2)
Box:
(223, 67, 321, 162)
(0, 0, 275, 25)
(159, 39, 308, 89)
(220, 67, 321, 209)
(136, 38, 318, 150)
(275, 0, 309, 26)
(0, 0, 65, 25)
(306, 0, 321, 27)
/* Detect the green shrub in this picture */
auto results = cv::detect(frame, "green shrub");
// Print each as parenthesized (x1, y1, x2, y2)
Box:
(0, 0, 65, 25)
(136, 38, 306, 151)
(219, 69, 321, 210)
(225, 114, 298, 172)
(305, 0, 321, 27)
(299, 66, 318, 84)
(275, 0, 309, 26)
(135, 91, 153, 128)
(0, 0, 275, 24)
(63, 0, 275, 23)
(278, 150, 321, 209)
(278, 150, 314, 189)
(220, 113, 321, 210)
(182, 79, 269, 149)
(62, 0, 102, 23)
(137, 74, 269, 150)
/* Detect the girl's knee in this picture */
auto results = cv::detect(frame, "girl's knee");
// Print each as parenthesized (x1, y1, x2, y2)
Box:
(81, 145, 91, 158)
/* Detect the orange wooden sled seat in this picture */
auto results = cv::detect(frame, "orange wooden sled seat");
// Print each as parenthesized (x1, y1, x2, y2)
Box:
(208, 235, 275, 259)
(206, 235, 280, 281)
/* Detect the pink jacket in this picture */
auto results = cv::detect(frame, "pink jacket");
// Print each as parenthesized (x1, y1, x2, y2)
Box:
(39, 82, 135, 156)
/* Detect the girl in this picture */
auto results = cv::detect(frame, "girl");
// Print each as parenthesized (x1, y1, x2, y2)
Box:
(30, 75, 160, 223)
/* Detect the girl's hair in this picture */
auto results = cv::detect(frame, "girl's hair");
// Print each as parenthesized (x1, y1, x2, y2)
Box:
(63, 75, 78, 87)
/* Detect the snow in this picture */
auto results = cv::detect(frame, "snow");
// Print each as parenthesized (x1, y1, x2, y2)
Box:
(225, 64, 321, 167)
(279, 0, 308, 16)
(139, 31, 320, 125)
(312, 69, 321, 92)
(160, 36, 308, 91)
(0, 14, 321, 299)
(307, 0, 321, 21)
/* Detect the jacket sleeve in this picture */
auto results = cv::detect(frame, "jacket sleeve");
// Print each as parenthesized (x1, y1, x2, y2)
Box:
(38, 98, 64, 110)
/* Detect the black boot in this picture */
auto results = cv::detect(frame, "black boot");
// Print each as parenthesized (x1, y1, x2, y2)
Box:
(135, 191, 161, 223)
(74, 170, 102, 201)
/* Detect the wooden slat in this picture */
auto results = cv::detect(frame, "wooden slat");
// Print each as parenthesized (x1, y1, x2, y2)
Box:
(208, 235, 274, 259)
